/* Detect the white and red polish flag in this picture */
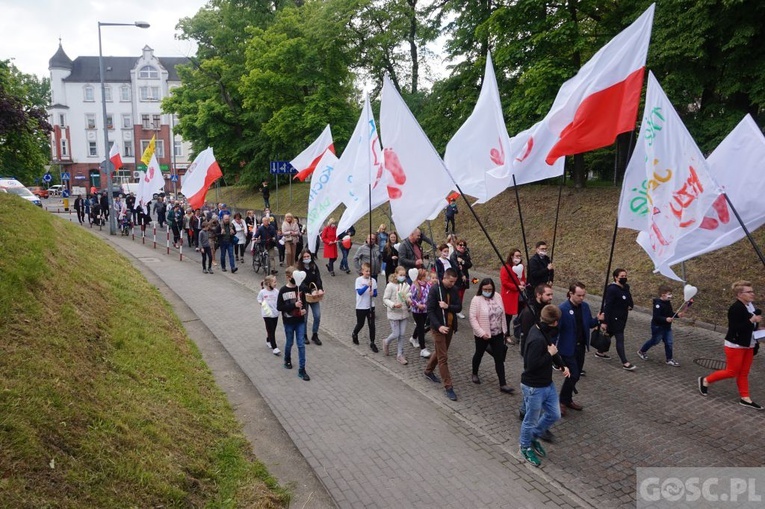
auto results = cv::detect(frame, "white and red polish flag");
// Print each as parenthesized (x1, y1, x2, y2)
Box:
(290, 124, 335, 182)
(109, 141, 123, 169)
(620, 72, 720, 280)
(181, 147, 223, 210)
(444, 50, 513, 201)
(140, 154, 167, 207)
(379, 75, 453, 237)
(544, 3, 655, 165)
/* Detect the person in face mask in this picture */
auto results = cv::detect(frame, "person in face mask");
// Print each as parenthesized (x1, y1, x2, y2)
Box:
(296, 249, 324, 345)
(520, 304, 569, 467)
(527, 241, 554, 300)
(468, 278, 514, 394)
(598, 268, 636, 370)
(501, 248, 527, 344)
(637, 284, 682, 366)
(382, 266, 412, 364)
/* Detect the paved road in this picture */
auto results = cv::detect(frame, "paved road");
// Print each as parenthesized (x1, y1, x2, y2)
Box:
(65, 213, 765, 508)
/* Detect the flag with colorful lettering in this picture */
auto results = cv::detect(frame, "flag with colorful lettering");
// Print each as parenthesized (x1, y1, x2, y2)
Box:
(306, 150, 342, 252)
(621, 72, 720, 280)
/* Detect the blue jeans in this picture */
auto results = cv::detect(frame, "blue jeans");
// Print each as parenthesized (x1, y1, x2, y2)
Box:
(520, 383, 561, 448)
(305, 301, 321, 335)
(640, 325, 674, 360)
(339, 247, 350, 270)
(220, 242, 236, 270)
(284, 320, 306, 370)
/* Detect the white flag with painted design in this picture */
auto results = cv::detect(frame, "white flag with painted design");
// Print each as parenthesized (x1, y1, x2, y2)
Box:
(139, 154, 165, 208)
(379, 75, 453, 238)
(623, 72, 720, 279)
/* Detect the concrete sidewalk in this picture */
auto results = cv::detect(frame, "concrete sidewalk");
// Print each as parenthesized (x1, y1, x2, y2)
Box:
(69, 213, 765, 509)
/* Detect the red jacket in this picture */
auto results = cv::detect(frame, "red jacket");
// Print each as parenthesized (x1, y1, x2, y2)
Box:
(500, 264, 525, 315)
(321, 225, 338, 259)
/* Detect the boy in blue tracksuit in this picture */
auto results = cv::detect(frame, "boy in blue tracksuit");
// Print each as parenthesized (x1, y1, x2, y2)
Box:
(637, 284, 682, 366)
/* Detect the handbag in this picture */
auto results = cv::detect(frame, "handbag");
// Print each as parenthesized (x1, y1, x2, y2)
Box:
(305, 283, 324, 303)
(590, 328, 611, 352)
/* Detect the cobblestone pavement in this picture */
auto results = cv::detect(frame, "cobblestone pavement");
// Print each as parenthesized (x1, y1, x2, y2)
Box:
(74, 216, 765, 508)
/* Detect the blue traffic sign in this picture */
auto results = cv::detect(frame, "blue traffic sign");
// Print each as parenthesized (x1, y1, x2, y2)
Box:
(62, 189, 70, 198)
(170, 174, 179, 182)
(269, 161, 296, 174)
(61, 172, 70, 181)
(42, 173, 52, 183)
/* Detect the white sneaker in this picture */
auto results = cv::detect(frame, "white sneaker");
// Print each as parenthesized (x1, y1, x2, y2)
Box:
(273, 347, 281, 355)
(666, 359, 680, 367)
(420, 348, 432, 358)
(410, 337, 418, 348)
(266, 341, 272, 349)
(457, 312, 466, 319)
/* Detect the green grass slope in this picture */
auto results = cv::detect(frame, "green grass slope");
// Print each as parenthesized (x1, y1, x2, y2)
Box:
(213, 182, 764, 329)
(0, 194, 289, 508)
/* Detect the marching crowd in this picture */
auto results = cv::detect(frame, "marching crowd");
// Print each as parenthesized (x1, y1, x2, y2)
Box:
(73, 192, 763, 468)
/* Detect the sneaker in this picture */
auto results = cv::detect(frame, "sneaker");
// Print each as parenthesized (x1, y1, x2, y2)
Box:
(284, 360, 293, 369)
(298, 369, 311, 381)
(530, 439, 547, 458)
(370, 342, 379, 353)
(208, 270, 214, 274)
(538, 430, 555, 443)
(739, 399, 763, 410)
(397, 355, 408, 365)
(698, 377, 708, 396)
(445, 388, 458, 401)
(203, 269, 208, 274)
(304, 336, 310, 345)
(231, 267, 238, 273)
(410, 337, 418, 348)
(499, 385, 515, 394)
(637, 350, 648, 360)
(623, 363, 636, 371)
(520, 446, 541, 467)
(666, 359, 680, 367)
(272, 348, 281, 355)
(420, 348, 432, 358)
(266, 340, 272, 349)
(580, 369, 587, 377)
(383, 338, 390, 356)
(471, 374, 481, 384)
(424, 371, 441, 384)
(457, 312, 466, 319)
(595, 352, 611, 359)
(312, 334, 322, 346)
(352, 332, 359, 345)
(222, 268, 227, 272)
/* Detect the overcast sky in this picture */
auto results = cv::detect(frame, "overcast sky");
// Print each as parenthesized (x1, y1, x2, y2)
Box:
(0, 0, 209, 79)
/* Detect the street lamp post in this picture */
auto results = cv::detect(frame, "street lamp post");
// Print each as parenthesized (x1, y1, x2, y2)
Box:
(98, 20, 150, 234)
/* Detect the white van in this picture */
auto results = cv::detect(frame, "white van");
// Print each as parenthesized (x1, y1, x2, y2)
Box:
(121, 183, 140, 195)
(0, 178, 42, 206)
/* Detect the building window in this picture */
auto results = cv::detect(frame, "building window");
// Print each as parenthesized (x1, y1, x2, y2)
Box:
(120, 85, 131, 102)
(61, 139, 69, 157)
(59, 114, 66, 127)
(83, 85, 94, 101)
(86, 113, 96, 129)
(106, 115, 114, 129)
(141, 114, 150, 129)
(88, 141, 98, 157)
(122, 114, 131, 129)
(153, 114, 161, 129)
(139, 86, 160, 101)
(104, 86, 112, 102)
(174, 141, 182, 157)
(141, 139, 164, 158)
(124, 144, 134, 157)
(138, 65, 159, 79)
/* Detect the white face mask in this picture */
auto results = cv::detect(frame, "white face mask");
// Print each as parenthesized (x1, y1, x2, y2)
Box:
(482, 291, 493, 298)
(538, 250, 548, 256)
(302, 258, 311, 264)
(397, 276, 406, 282)
(513, 257, 521, 264)
(665, 294, 673, 300)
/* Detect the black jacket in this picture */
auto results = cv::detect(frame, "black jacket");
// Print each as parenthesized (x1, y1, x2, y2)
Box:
(528, 253, 553, 287)
(427, 283, 462, 332)
(450, 249, 472, 290)
(522, 324, 565, 387)
(604, 283, 633, 334)
(651, 298, 675, 329)
(725, 300, 759, 348)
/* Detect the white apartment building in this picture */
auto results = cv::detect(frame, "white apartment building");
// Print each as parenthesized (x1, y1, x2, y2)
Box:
(47, 42, 192, 192)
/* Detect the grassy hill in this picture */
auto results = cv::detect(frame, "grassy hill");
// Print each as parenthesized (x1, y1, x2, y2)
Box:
(211, 181, 764, 329)
(0, 194, 288, 508)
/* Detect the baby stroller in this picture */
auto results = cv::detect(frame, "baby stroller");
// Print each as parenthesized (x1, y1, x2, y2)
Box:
(120, 214, 132, 236)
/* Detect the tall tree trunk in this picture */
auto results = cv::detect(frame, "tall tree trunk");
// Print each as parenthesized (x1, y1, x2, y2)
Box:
(407, 0, 418, 93)
(573, 154, 586, 188)
(567, 0, 587, 188)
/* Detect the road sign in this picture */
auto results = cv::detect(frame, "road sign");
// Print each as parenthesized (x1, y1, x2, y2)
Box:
(62, 189, 70, 198)
(269, 161, 296, 174)
(42, 173, 52, 183)
(170, 174, 179, 182)
(61, 172, 70, 181)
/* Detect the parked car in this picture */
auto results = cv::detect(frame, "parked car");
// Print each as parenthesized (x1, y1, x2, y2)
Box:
(0, 178, 42, 206)
(28, 186, 49, 199)
(48, 184, 64, 196)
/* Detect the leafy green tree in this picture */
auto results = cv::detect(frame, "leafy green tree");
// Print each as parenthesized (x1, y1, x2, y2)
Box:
(0, 60, 51, 183)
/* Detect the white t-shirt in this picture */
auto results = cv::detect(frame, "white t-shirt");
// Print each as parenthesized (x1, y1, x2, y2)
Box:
(355, 276, 377, 310)
(257, 287, 279, 318)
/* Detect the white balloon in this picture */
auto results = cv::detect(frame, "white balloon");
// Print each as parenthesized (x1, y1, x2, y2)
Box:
(683, 284, 698, 302)
(292, 270, 307, 288)
(408, 268, 419, 282)
(393, 243, 401, 252)
(512, 264, 524, 279)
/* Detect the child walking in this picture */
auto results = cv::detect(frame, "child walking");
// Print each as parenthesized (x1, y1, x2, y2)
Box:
(383, 266, 412, 364)
(276, 267, 310, 381)
(257, 275, 281, 355)
(353, 262, 378, 352)
(637, 284, 682, 366)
